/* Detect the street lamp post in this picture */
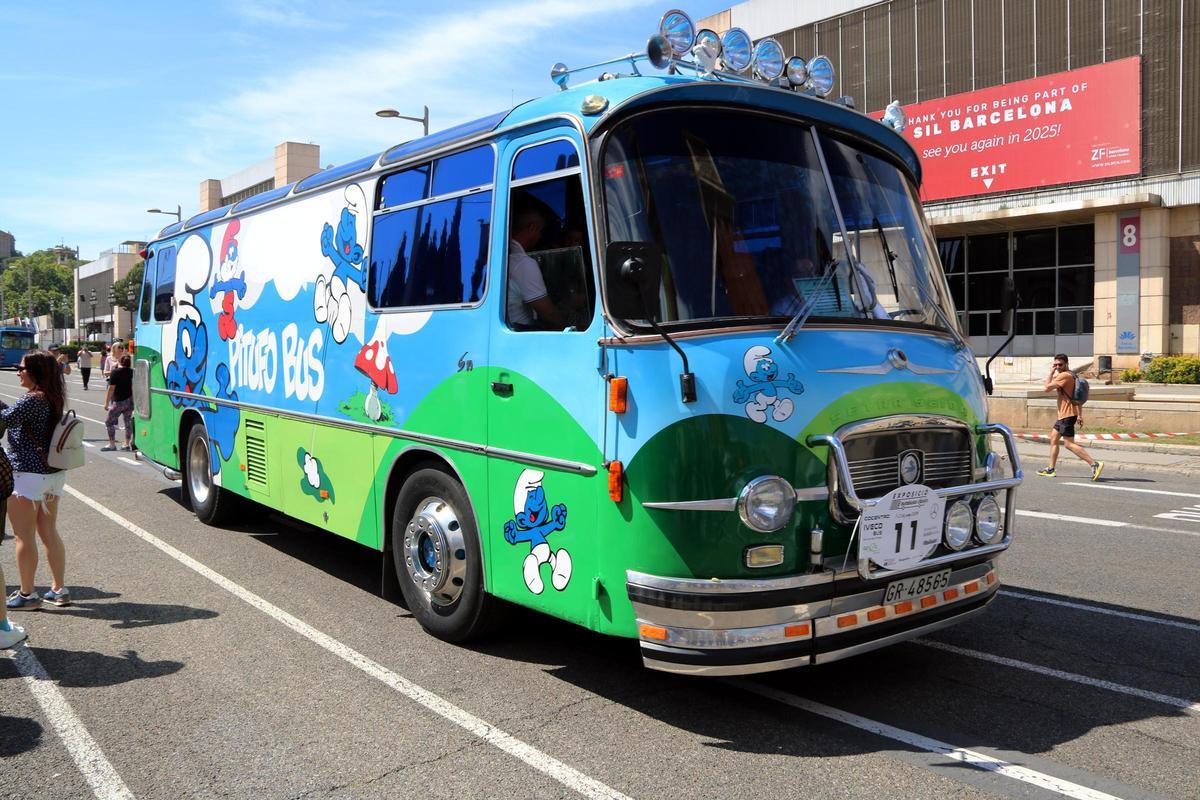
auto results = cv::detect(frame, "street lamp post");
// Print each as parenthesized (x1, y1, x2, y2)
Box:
(49, 297, 56, 346)
(375, 105, 430, 136)
(126, 286, 136, 336)
(147, 204, 182, 223)
(89, 288, 97, 342)
(108, 286, 118, 341)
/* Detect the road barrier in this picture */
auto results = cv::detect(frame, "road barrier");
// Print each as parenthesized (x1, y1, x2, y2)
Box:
(1015, 431, 1199, 442)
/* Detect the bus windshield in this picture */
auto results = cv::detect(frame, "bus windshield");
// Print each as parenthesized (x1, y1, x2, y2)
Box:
(601, 109, 956, 332)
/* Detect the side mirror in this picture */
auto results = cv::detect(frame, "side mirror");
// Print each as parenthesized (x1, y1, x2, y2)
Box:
(605, 241, 662, 321)
(997, 276, 1017, 336)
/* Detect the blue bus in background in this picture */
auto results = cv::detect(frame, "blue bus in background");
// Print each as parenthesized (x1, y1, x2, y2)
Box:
(0, 325, 36, 369)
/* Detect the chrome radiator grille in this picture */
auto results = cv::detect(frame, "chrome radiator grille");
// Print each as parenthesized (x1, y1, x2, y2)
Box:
(841, 427, 973, 499)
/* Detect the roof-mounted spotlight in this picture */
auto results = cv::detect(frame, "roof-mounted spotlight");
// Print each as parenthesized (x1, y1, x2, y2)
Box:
(805, 54, 835, 97)
(647, 33, 672, 69)
(720, 27, 753, 73)
(882, 100, 908, 132)
(693, 28, 722, 74)
(551, 62, 570, 90)
(752, 38, 785, 81)
(659, 9, 696, 56)
(785, 56, 808, 88)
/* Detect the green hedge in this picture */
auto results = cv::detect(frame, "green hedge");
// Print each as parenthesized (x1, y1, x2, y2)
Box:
(1120, 368, 1142, 382)
(1141, 356, 1200, 384)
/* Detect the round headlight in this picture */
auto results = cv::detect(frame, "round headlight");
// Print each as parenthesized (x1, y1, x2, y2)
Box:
(752, 38, 785, 81)
(805, 54, 835, 97)
(720, 28, 753, 73)
(943, 499, 973, 551)
(738, 475, 796, 533)
(659, 9, 696, 56)
(785, 56, 808, 87)
(974, 495, 1003, 544)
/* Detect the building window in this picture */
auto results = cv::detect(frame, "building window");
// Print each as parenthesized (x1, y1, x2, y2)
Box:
(937, 224, 1094, 339)
(221, 179, 275, 208)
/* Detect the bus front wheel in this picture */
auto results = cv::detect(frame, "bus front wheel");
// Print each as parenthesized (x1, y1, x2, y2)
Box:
(392, 467, 499, 643)
(184, 423, 234, 525)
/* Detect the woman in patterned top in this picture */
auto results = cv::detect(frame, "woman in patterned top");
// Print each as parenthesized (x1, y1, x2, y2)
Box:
(3, 350, 70, 611)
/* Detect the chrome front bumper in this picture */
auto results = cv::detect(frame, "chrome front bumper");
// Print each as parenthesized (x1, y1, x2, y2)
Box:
(628, 559, 999, 676)
(808, 421, 1023, 582)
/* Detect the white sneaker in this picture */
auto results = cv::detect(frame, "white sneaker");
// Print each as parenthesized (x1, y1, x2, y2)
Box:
(0, 623, 28, 648)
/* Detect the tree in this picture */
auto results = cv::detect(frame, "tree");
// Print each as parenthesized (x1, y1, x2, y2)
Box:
(0, 249, 78, 322)
(112, 261, 144, 311)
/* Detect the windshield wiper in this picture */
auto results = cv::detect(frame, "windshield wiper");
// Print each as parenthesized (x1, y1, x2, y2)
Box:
(777, 228, 839, 344)
(873, 217, 901, 300)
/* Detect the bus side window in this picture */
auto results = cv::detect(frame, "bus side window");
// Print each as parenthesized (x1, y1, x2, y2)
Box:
(139, 250, 157, 323)
(153, 245, 177, 322)
(506, 168, 593, 332)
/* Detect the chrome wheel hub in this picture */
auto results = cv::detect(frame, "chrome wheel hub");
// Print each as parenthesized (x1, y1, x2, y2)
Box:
(404, 496, 467, 606)
(188, 434, 212, 506)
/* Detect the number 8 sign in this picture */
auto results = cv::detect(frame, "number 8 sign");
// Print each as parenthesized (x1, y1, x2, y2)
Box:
(857, 485, 946, 570)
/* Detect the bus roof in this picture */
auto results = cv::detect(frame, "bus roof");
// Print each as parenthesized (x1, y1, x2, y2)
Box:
(152, 72, 918, 244)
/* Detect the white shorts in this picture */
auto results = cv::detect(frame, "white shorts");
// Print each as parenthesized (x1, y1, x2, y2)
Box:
(12, 471, 67, 503)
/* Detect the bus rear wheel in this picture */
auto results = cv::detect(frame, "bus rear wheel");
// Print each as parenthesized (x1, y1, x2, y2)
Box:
(392, 467, 499, 643)
(184, 423, 234, 525)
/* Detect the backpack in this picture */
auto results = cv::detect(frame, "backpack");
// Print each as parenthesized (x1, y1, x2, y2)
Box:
(1072, 374, 1090, 405)
(47, 409, 86, 470)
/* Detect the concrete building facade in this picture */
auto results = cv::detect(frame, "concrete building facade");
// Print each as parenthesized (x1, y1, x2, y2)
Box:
(199, 142, 321, 212)
(699, 0, 1199, 374)
(75, 242, 145, 342)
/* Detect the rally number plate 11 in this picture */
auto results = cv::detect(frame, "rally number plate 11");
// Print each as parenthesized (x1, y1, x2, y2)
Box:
(882, 569, 953, 604)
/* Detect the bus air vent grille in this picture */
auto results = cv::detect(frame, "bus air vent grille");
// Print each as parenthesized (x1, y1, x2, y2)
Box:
(244, 418, 268, 491)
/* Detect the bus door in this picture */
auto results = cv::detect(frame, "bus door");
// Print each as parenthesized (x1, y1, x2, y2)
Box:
(487, 131, 604, 624)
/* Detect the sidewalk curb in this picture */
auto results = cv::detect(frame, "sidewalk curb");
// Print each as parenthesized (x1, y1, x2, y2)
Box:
(1001, 450, 1200, 478)
(1013, 435, 1200, 456)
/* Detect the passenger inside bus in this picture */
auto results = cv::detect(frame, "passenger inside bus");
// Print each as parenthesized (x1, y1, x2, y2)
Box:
(507, 188, 594, 332)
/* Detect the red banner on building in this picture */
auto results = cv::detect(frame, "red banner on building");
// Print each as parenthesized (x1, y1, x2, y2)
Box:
(876, 58, 1141, 202)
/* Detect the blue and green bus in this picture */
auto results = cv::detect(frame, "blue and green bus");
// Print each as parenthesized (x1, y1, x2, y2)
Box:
(134, 10, 1021, 675)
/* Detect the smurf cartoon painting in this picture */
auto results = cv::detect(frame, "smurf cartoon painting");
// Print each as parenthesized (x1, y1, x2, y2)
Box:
(503, 469, 572, 595)
(733, 344, 805, 423)
(210, 219, 246, 341)
(315, 184, 368, 344)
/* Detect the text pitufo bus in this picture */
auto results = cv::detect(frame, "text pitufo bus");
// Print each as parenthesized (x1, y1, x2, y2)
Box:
(134, 11, 1022, 675)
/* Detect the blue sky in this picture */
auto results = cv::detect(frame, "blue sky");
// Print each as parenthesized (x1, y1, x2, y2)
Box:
(0, 0, 730, 259)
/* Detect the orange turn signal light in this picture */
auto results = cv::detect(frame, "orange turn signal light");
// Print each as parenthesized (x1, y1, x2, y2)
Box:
(608, 460, 624, 503)
(866, 608, 887, 622)
(920, 596, 937, 608)
(784, 623, 810, 638)
(638, 623, 668, 641)
(836, 614, 857, 629)
(943, 588, 960, 601)
(893, 601, 914, 614)
(609, 376, 628, 414)
(964, 581, 980, 594)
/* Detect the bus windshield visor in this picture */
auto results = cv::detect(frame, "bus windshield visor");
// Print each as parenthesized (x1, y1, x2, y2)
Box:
(601, 110, 956, 332)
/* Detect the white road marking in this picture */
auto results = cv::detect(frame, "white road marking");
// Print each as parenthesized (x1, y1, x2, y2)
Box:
(1015, 509, 1200, 538)
(1155, 505, 1200, 522)
(730, 679, 1125, 800)
(118, 457, 140, 466)
(1015, 510, 1125, 527)
(83, 441, 96, 448)
(999, 589, 1200, 633)
(62, 485, 632, 800)
(917, 640, 1200, 714)
(7, 645, 136, 799)
(1063, 481, 1200, 499)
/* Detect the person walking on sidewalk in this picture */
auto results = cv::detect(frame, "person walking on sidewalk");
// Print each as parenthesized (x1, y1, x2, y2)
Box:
(103, 354, 134, 451)
(77, 345, 93, 390)
(1037, 353, 1103, 480)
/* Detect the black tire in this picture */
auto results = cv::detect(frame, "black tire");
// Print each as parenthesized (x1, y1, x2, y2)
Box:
(392, 467, 500, 643)
(183, 423, 236, 525)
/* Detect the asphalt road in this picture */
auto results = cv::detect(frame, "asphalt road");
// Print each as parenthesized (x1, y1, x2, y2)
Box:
(2, 368, 1197, 800)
